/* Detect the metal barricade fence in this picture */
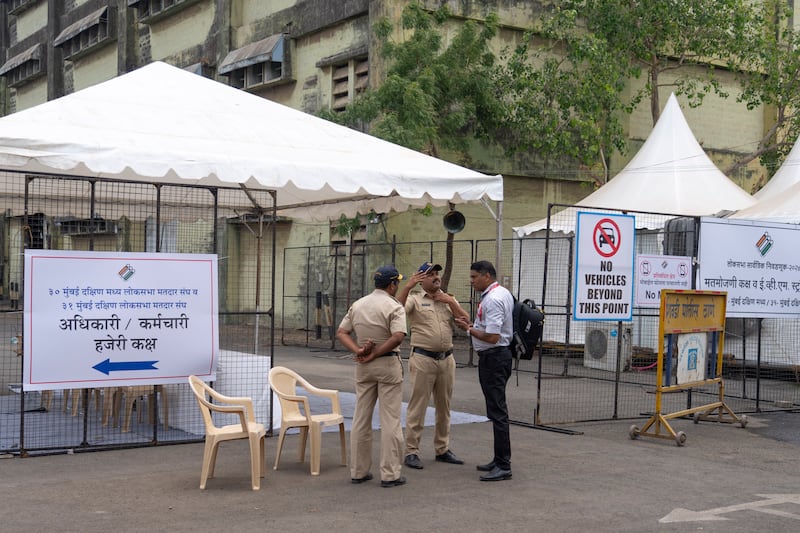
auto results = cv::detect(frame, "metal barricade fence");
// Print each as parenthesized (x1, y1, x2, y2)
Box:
(0, 171, 276, 455)
(4, 178, 800, 454)
(476, 206, 800, 427)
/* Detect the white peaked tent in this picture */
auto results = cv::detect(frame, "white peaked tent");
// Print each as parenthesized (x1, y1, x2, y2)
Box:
(511, 94, 755, 356)
(751, 133, 800, 202)
(513, 93, 754, 236)
(730, 132, 800, 223)
(0, 61, 502, 221)
(730, 180, 800, 223)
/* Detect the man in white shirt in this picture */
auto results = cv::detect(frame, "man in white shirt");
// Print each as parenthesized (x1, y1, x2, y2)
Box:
(455, 260, 514, 481)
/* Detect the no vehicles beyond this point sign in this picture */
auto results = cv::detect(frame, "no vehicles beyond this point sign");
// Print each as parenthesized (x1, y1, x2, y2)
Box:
(594, 218, 621, 258)
(574, 212, 635, 321)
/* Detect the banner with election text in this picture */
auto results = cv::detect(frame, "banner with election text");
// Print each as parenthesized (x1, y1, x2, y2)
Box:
(23, 250, 219, 391)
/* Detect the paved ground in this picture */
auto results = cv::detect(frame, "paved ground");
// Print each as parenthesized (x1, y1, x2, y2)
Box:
(2, 345, 800, 532)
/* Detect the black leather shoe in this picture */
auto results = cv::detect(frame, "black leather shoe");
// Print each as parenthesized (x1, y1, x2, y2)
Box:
(476, 461, 496, 472)
(380, 476, 407, 488)
(435, 450, 464, 465)
(351, 473, 373, 484)
(479, 466, 512, 481)
(404, 454, 424, 469)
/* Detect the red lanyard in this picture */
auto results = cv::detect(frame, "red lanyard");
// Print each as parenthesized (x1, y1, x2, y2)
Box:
(476, 282, 500, 321)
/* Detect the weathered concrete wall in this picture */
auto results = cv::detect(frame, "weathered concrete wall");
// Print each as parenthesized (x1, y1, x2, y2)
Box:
(71, 43, 117, 91)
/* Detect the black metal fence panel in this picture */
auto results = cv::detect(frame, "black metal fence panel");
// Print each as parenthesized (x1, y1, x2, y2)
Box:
(4, 180, 800, 453)
(0, 171, 276, 455)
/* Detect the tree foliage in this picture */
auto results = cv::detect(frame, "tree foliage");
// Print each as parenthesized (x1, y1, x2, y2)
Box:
(491, 7, 630, 182)
(321, 1, 800, 188)
(725, 1, 800, 175)
(567, 0, 752, 124)
(320, 2, 502, 166)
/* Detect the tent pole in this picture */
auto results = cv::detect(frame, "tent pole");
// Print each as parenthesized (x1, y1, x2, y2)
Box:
(479, 197, 503, 275)
(496, 200, 503, 277)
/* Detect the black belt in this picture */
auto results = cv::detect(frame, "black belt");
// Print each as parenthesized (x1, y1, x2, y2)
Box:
(412, 347, 453, 360)
(376, 351, 399, 358)
(476, 346, 510, 357)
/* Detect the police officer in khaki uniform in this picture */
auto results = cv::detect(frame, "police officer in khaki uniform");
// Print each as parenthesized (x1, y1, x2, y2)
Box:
(397, 261, 470, 470)
(336, 265, 407, 488)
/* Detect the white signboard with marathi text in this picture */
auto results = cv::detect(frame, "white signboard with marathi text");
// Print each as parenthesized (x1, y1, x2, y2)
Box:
(698, 217, 800, 318)
(573, 212, 635, 321)
(23, 250, 219, 391)
(635, 254, 692, 308)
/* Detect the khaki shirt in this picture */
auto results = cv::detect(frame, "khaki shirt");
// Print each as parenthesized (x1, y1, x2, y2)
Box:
(339, 289, 406, 347)
(404, 290, 455, 352)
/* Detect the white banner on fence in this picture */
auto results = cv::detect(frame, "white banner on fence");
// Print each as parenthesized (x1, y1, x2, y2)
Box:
(698, 217, 800, 318)
(23, 250, 219, 391)
(573, 211, 635, 321)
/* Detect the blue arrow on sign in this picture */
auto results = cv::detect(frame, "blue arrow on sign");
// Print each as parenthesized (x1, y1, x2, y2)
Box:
(92, 358, 158, 375)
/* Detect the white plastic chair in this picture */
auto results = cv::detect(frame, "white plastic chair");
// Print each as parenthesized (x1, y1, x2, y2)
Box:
(188, 375, 266, 490)
(268, 366, 346, 475)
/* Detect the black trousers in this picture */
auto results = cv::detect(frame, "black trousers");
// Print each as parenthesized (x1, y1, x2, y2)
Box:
(478, 348, 512, 470)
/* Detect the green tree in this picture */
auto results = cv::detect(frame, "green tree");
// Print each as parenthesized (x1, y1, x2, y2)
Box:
(492, 7, 630, 184)
(725, 1, 800, 177)
(320, 2, 505, 290)
(319, 2, 502, 166)
(569, 0, 752, 124)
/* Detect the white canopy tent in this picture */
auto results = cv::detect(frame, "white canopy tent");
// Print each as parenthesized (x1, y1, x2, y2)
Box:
(513, 93, 754, 236)
(730, 180, 800, 224)
(751, 132, 800, 202)
(0, 61, 503, 222)
(730, 131, 800, 223)
(510, 94, 755, 356)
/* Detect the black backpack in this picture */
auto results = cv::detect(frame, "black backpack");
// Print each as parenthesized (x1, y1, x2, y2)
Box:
(510, 298, 544, 360)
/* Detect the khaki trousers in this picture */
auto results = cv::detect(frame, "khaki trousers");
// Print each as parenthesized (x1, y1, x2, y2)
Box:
(350, 355, 404, 482)
(404, 352, 455, 456)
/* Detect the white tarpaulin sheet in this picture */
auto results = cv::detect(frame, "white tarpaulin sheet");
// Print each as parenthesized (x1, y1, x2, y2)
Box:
(0, 62, 502, 221)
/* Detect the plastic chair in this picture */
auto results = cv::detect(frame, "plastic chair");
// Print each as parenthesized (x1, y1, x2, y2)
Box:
(100, 386, 168, 432)
(63, 388, 101, 416)
(187, 375, 266, 490)
(268, 366, 346, 476)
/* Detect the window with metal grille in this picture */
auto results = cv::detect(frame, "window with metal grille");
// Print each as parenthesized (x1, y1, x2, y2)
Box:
(53, 7, 113, 60)
(219, 34, 289, 91)
(330, 217, 367, 256)
(6, 0, 36, 15)
(128, 0, 202, 21)
(0, 44, 44, 88)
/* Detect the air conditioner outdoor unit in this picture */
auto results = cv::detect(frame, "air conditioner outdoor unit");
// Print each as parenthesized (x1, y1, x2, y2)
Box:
(583, 321, 632, 371)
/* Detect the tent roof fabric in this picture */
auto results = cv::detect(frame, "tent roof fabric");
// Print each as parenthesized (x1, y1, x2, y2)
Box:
(752, 133, 800, 203)
(513, 93, 755, 236)
(0, 61, 502, 221)
(730, 180, 800, 224)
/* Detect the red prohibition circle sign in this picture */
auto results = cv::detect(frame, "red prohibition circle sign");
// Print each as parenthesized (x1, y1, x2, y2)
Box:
(593, 218, 621, 258)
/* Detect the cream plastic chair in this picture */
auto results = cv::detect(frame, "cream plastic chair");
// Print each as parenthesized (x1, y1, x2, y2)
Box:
(187, 375, 266, 490)
(101, 386, 168, 432)
(268, 366, 346, 476)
